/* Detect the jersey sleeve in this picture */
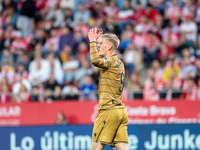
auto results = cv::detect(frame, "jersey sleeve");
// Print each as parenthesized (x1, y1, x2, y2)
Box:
(89, 42, 111, 69)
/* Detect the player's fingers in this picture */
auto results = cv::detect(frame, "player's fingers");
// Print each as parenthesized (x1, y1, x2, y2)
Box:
(100, 28, 103, 34)
(95, 27, 97, 33)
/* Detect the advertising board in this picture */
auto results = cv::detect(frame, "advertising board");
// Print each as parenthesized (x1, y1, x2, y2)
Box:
(0, 124, 200, 150)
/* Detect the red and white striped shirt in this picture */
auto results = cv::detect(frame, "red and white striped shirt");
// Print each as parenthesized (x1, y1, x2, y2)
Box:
(118, 9, 133, 21)
(162, 32, 179, 47)
(165, 78, 182, 90)
(185, 85, 198, 101)
(144, 33, 161, 48)
(104, 6, 119, 18)
(132, 33, 146, 48)
(144, 88, 160, 101)
(165, 6, 181, 18)
(11, 38, 28, 52)
(13, 72, 29, 82)
(182, 80, 189, 91)
(74, 25, 90, 38)
(45, 36, 59, 51)
(144, 78, 164, 91)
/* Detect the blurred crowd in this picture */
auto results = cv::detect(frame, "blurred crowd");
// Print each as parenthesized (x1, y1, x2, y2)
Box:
(0, 0, 200, 103)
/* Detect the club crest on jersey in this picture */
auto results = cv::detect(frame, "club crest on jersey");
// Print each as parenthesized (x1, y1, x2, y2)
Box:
(103, 58, 109, 62)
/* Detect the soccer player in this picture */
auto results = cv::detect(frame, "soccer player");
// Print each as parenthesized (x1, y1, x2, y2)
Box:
(88, 28, 129, 150)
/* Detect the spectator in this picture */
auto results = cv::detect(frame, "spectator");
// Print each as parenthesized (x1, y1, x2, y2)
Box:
(184, 78, 198, 100)
(30, 85, 43, 102)
(0, 25, 15, 50)
(143, 3, 158, 21)
(10, 30, 28, 54)
(117, 0, 133, 31)
(182, 0, 196, 17)
(143, 31, 161, 65)
(20, 53, 30, 71)
(60, 44, 73, 64)
(123, 43, 139, 77)
(30, 43, 44, 60)
(169, 16, 180, 34)
(104, 0, 119, 19)
(62, 81, 79, 100)
(44, 88, 53, 101)
(73, 31, 88, 52)
(180, 57, 197, 79)
(89, 1, 104, 20)
(58, 25, 73, 52)
(17, 0, 36, 37)
(73, 3, 91, 25)
(0, 77, 9, 92)
(165, 78, 181, 100)
(74, 19, 90, 38)
(45, 72, 60, 91)
(44, 28, 59, 52)
(149, 0, 165, 15)
(132, 1, 144, 24)
(182, 72, 192, 91)
(0, 84, 11, 103)
(161, 24, 179, 60)
(77, 42, 89, 61)
(120, 23, 133, 51)
(29, 28, 46, 49)
(180, 15, 198, 44)
(13, 63, 29, 82)
(0, 60, 15, 84)
(163, 58, 181, 82)
(2, 4, 18, 29)
(13, 84, 30, 103)
(164, 0, 181, 20)
(46, 52, 63, 84)
(174, 35, 191, 57)
(63, 53, 79, 83)
(80, 75, 97, 101)
(45, 4, 64, 28)
(166, 69, 182, 90)
(74, 59, 93, 86)
(12, 73, 31, 95)
(55, 111, 69, 125)
(132, 25, 146, 49)
(152, 60, 164, 80)
(52, 85, 62, 100)
(104, 17, 121, 36)
(144, 79, 160, 101)
(29, 53, 50, 85)
(0, 48, 14, 67)
(63, 8, 74, 26)
(127, 73, 142, 92)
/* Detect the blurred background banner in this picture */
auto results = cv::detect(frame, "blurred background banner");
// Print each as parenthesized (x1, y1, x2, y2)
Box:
(0, 100, 199, 126)
(0, 124, 200, 150)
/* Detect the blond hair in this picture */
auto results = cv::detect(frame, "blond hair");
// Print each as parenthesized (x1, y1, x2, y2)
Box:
(100, 34, 120, 50)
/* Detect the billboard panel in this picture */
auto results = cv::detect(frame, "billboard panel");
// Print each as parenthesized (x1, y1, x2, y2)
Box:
(0, 124, 200, 150)
(0, 101, 200, 126)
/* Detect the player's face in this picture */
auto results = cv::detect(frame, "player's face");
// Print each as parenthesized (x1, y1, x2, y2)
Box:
(97, 38, 108, 57)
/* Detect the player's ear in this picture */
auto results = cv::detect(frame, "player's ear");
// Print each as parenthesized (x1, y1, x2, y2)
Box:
(107, 43, 112, 51)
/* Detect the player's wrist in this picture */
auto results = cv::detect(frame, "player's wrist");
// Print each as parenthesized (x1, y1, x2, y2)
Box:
(90, 39, 97, 43)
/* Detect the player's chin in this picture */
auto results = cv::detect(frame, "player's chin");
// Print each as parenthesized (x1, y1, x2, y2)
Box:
(99, 53, 103, 58)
